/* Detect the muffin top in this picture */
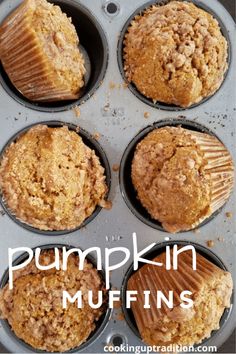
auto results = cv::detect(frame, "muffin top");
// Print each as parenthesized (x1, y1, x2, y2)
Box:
(124, 1, 228, 107)
(131, 126, 213, 232)
(0, 250, 107, 352)
(0, 125, 108, 231)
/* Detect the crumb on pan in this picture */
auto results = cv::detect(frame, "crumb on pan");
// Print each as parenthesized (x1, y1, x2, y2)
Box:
(112, 164, 120, 172)
(206, 240, 214, 248)
(73, 106, 81, 118)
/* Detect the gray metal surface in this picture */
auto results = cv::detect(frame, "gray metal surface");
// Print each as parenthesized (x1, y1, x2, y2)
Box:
(0, 0, 235, 353)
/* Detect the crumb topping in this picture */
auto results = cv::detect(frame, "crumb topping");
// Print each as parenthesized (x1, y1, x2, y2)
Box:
(131, 127, 211, 232)
(0, 125, 108, 231)
(124, 1, 228, 107)
(0, 250, 107, 352)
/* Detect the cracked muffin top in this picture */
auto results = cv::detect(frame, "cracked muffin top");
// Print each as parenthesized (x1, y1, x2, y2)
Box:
(0, 125, 109, 231)
(131, 126, 233, 233)
(0, 250, 107, 352)
(124, 1, 228, 107)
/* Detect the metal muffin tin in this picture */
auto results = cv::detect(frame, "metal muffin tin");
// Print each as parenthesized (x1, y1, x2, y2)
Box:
(0, 0, 235, 353)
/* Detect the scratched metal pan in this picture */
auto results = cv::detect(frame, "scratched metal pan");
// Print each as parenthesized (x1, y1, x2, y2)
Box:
(0, 0, 235, 353)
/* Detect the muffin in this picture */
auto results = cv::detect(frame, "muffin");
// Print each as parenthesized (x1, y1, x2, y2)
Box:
(0, 0, 86, 102)
(131, 126, 234, 233)
(0, 125, 109, 231)
(0, 249, 107, 352)
(127, 248, 233, 347)
(123, 1, 228, 107)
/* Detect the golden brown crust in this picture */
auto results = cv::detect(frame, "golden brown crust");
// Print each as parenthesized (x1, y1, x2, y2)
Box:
(0, 250, 107, 352)
(0, 0, 86, 102)
(0, 125, 108, 231)
(131, 126, 234, 232)
(124, 1, 228, 107)
(128, 250, 233, 347)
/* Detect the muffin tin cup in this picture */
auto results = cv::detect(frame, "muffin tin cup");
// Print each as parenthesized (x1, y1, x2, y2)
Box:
(117, 0, 231, 111)
(0, 121, 111, 236)
(0, 243, 112, 353)
(121, 240, 234, 344)
(119, 118, 232, 233)
(0, 0, 108, 112)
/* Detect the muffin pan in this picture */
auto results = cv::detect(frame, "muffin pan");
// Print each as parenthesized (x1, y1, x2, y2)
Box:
(0, 0, 235, 353)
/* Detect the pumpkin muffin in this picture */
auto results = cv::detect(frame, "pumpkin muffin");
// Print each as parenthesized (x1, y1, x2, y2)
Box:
(0, 125, 109, 231)
(128, 249, 233, 348)
(131, 126, 234, 232)
(124, 1, 228, 107)
(0, 249, 107, 352)
(0, 0, 86, 102)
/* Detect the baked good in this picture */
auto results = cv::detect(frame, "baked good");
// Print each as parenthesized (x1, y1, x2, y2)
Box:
(127, 249, 233, 347)
(0, 250, 107, 352)
(131, 126, 234, 232)
(0, 0, 86, 102)
(0, 125, 109, 231)
(123, 1, 228, 107)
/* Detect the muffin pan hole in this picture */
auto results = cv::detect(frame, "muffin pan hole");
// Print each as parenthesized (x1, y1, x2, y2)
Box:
(110, 334, 125, 346)
(103, 1, 120, 17)
(0, 0, 108, 112)
(117, 0, 231, 111)
(0, 121, 111, 236)
(121, 240, 233, 344)
(0, 244, 111, 353)
(119, 118, 229, 232)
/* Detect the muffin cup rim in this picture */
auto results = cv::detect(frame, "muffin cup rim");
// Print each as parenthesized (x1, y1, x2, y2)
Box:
(120, 239, 234, 344)
(117, 0, 232, 111)
(0, 0, 109, 113)
(0, 120, 111, 236)
(0, 243, 112, 353)
(119, 118, 232, 233)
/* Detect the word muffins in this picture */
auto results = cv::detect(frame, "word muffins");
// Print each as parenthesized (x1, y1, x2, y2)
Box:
(0, 249, 107, 352)
(0, 124, 109, 231)
(127, 248, 233, 347)
(0, 0, 86, 102)
(123, 1, 228, 107)
(131, 126, 234, 233)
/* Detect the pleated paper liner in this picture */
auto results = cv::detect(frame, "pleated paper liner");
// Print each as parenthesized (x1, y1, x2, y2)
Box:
(127, 248, 233, 342)
(0, 0, 82, 102)
(188, 129, 234, 229)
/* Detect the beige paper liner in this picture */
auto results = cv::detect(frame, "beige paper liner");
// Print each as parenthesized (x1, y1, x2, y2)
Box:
(188, 130, 234, 229)
(127, 250, 226, 337)
(0, 0, 80, 102)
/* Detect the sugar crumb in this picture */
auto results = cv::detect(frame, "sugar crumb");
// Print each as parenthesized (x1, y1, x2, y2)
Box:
(206, 240, 214, 248)
(112, 164, 120, 172)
